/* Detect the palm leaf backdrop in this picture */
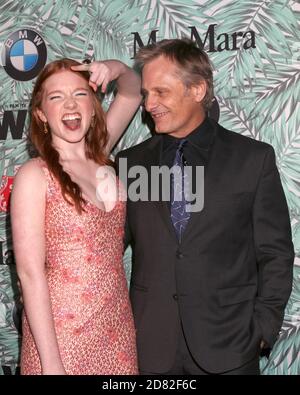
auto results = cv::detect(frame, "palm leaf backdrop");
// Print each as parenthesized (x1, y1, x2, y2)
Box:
(136, 0, 199, 39)
(211, 0, 298, 92)
(0, 0, 299, 374)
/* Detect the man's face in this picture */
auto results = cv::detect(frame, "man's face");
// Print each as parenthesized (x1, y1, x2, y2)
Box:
(142, 55, 205, 138)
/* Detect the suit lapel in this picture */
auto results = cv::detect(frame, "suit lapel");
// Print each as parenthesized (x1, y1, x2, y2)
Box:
(142, 122, 231, 245)
(144, 135, 178, 243)
(180, 123, 232, 244)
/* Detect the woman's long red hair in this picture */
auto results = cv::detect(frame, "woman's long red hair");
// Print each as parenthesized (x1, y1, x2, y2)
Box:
(30, 58, 113, 213)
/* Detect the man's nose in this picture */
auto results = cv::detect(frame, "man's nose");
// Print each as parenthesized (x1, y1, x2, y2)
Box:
(144, 93, 157, 112)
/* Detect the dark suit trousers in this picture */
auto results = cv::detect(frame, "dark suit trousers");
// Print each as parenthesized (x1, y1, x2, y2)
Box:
(140, 323, 260, 375)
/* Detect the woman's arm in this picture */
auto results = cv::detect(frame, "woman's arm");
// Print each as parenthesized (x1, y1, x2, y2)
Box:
(72, 60, 142, 153)
(11, 161, 66, 375)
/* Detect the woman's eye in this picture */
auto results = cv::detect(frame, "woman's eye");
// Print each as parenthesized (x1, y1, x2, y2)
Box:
(49, 96, 61, 100)
(75, 92, 87, 96)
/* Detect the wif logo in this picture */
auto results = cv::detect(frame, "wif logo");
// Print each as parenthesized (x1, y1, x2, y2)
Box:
(1, 29, 47, 81)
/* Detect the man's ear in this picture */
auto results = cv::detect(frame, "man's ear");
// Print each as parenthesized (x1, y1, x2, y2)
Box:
(36, 108, 47, 123)
(191, 81, 206, 103)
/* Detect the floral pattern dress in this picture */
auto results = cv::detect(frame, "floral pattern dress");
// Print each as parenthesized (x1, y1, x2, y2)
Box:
(21, 158, 138, 375)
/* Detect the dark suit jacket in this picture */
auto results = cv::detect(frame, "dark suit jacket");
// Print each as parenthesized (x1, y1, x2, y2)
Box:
(116, 119, 294, 374)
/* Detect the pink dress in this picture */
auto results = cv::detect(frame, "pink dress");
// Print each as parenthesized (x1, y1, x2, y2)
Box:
(21, 159, 138, 375)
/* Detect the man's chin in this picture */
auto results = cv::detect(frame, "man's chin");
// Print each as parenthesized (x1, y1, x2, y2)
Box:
(154, 127, 171, 135)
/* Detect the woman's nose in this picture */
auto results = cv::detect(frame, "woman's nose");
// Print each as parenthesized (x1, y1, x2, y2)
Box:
(64, 96, 77, 109)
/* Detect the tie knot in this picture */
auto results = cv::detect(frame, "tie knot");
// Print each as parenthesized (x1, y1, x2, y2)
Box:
(177, 138, 187, 152)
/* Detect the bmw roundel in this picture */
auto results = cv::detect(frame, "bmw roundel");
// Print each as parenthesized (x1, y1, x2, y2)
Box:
(3, 29, 47, 81)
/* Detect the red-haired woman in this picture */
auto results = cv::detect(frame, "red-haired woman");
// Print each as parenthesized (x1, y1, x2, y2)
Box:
(10, 59, 141, 375)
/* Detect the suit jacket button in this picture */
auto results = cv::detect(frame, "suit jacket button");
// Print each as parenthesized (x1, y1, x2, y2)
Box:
(173, 294, 178, 301)
(176, 251, 184, 259)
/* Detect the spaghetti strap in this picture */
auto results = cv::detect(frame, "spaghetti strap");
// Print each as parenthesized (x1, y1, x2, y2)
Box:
(31, 157, 58, 195)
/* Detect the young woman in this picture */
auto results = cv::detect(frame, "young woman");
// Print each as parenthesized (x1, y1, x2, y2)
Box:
(11, 58, 141, 375)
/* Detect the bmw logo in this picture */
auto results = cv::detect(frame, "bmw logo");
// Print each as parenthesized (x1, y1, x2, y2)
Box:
(2, 29, 47, 81)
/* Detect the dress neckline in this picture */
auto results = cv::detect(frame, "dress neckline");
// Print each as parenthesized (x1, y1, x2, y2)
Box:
(36, 157, 121, 215)
(84, 196, 120, 214)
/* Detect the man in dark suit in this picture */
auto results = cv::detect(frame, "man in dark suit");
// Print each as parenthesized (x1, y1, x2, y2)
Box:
(116, 39, 294, 375)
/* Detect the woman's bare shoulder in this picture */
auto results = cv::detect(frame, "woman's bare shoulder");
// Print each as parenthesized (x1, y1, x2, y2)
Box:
(13, 158, 47, 188)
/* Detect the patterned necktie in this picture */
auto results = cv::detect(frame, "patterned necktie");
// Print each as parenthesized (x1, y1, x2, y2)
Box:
(170, 139, 191, 242)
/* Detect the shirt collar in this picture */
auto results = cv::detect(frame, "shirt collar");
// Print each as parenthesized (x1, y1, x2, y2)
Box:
(162, 117, 214, 153)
